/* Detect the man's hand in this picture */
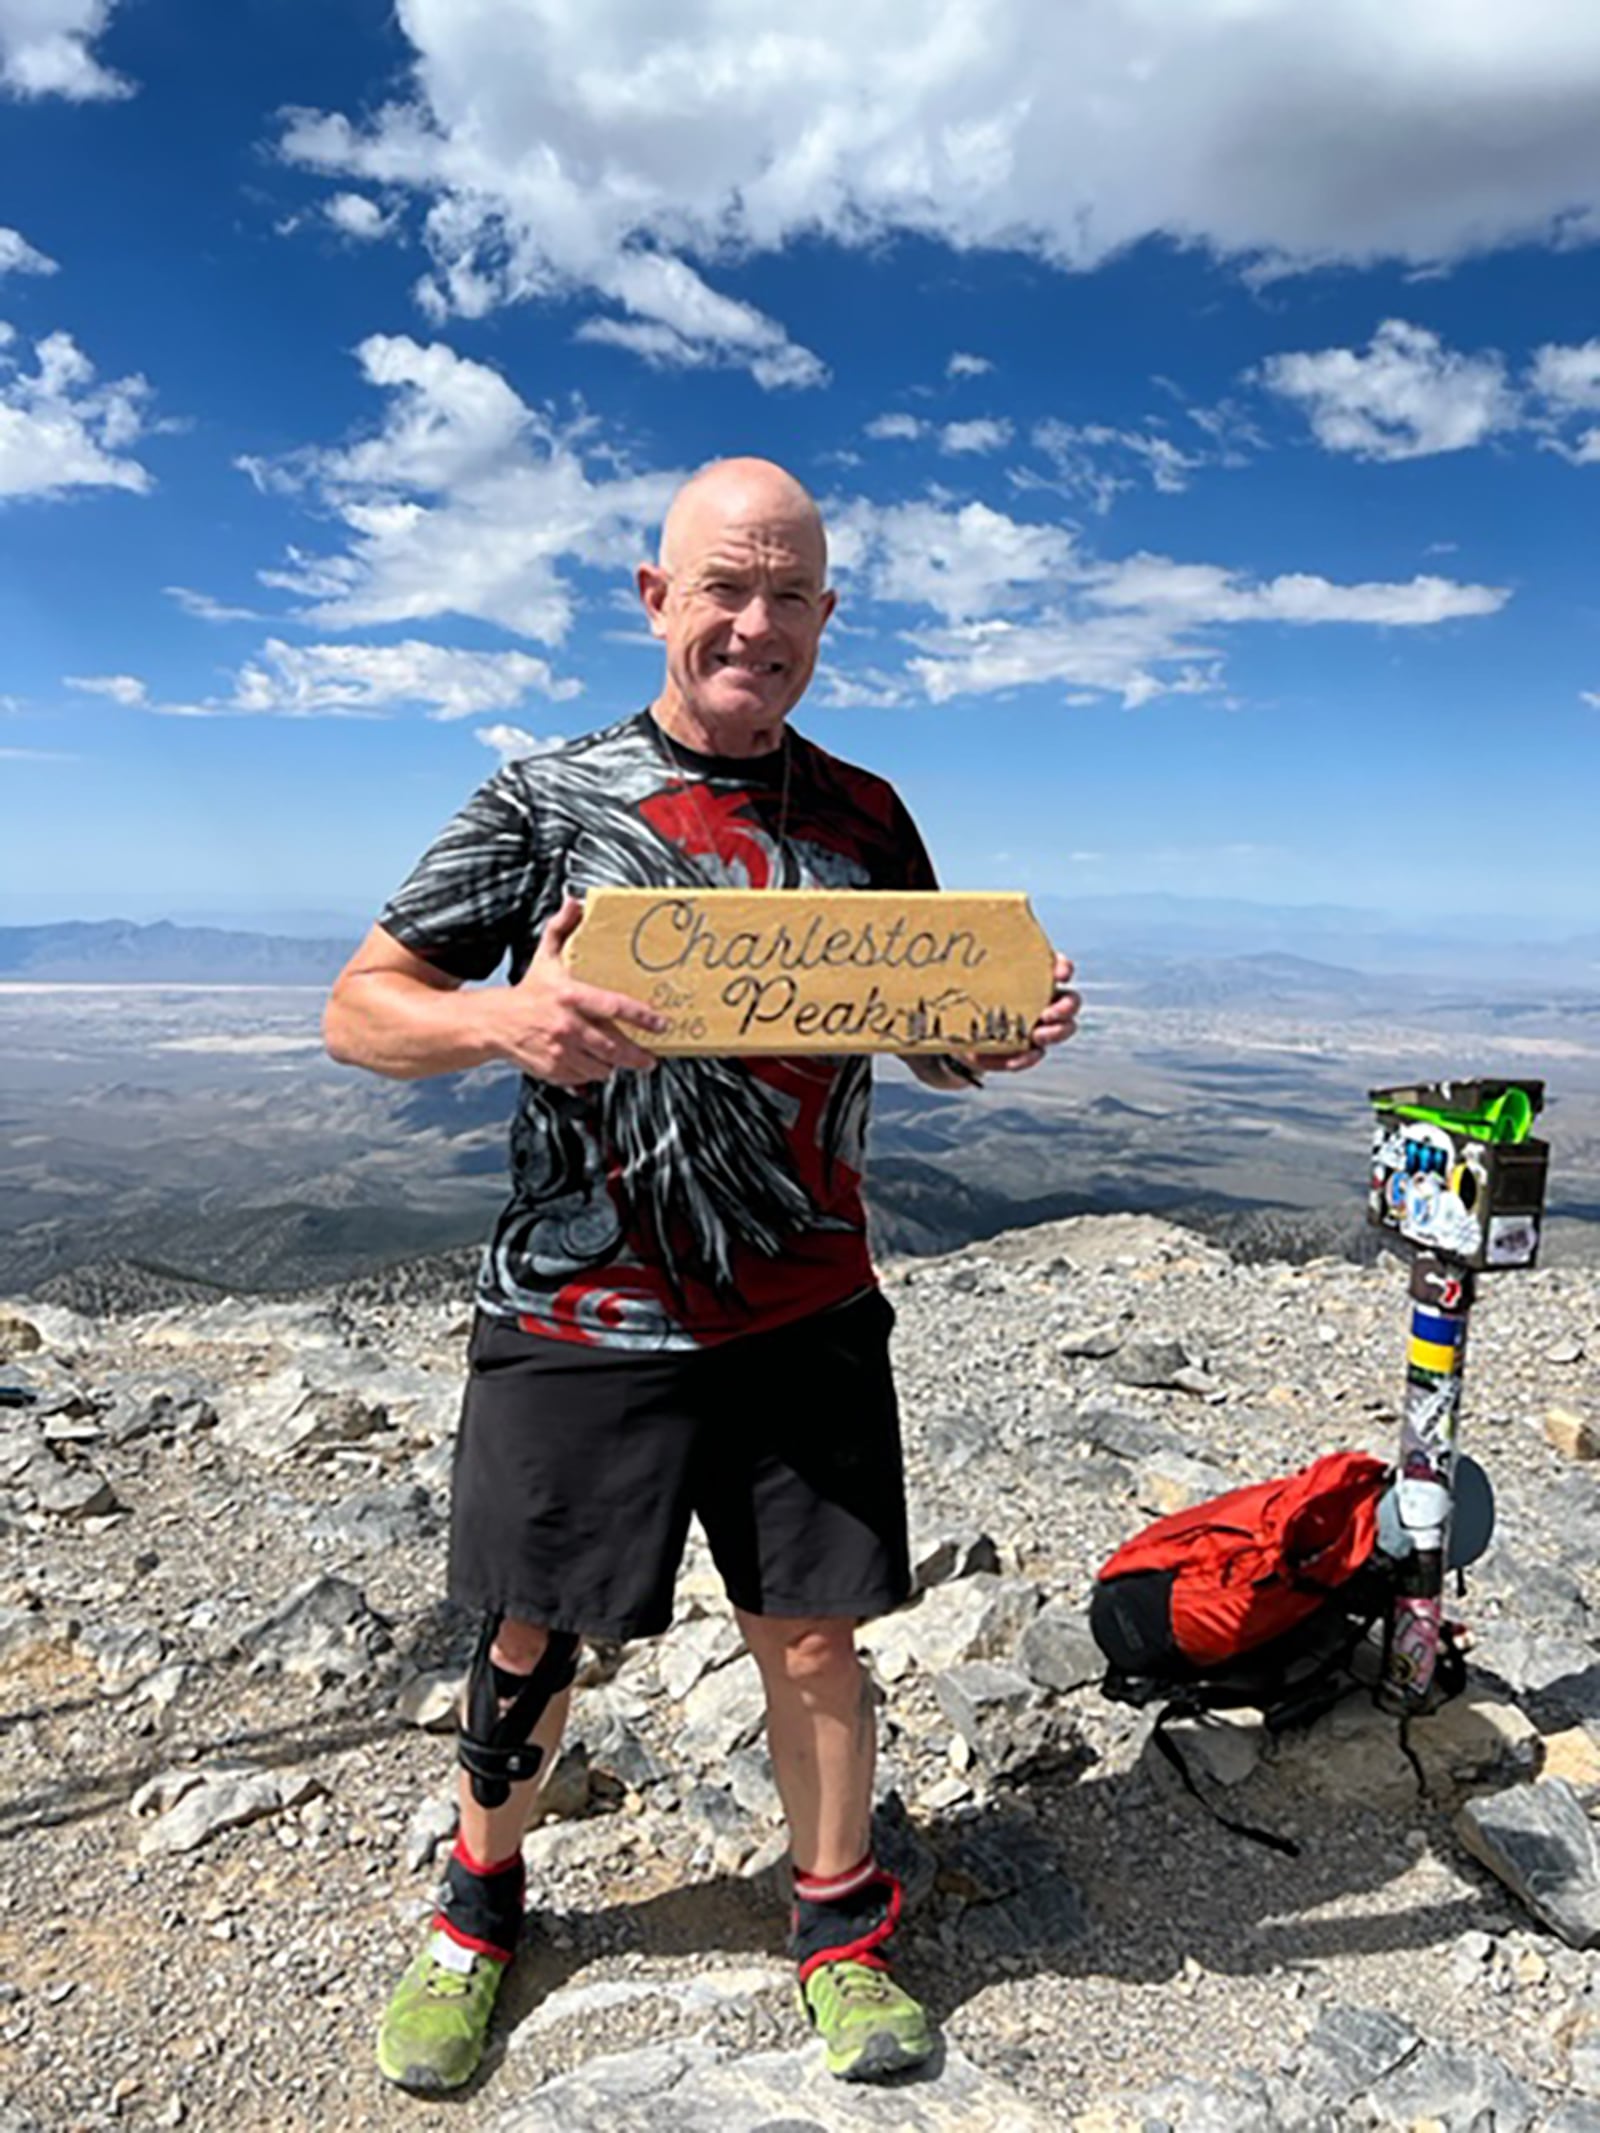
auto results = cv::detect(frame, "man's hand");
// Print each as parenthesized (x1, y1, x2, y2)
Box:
(485, 897, 670, 1086)
(946, 952, 1081, 1082)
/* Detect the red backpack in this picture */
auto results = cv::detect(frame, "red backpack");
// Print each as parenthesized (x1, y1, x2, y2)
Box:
(1094, 1450, 1389, 1673)
(1090, 1452, 1408, 1852)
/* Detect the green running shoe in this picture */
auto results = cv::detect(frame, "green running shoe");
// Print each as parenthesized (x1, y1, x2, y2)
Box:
(801, 1958, 935, 2082)
(375, 1927, 508, 2093)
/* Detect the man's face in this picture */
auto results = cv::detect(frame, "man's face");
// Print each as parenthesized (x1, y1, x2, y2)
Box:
(639, 495, 835, 746)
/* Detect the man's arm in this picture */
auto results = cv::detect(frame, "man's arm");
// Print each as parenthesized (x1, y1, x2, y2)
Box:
(324, 898, 670, 1086)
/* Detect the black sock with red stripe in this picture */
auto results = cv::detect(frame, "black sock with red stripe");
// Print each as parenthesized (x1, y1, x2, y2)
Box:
(433, 1837, 526, 1963)
(789, 1854, 902, 1985)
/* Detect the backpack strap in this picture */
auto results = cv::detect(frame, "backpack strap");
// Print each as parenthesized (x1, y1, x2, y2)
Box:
(1149, 1701, 1300, 1857)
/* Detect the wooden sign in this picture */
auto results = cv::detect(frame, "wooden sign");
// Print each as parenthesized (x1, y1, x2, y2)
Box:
(565, 888, 1054, 1055)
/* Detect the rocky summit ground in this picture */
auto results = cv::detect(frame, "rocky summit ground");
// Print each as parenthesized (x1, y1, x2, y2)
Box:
(3, 1212, 1600, 2133)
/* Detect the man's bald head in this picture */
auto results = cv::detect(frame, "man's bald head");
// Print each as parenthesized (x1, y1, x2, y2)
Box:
(658, 458, 828, 576)
(638, 456, 836, 756)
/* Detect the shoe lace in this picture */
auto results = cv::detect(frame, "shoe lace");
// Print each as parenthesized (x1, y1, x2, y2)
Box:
(420, 1949, 477, 2000)
(828, 1961, 896, 2008)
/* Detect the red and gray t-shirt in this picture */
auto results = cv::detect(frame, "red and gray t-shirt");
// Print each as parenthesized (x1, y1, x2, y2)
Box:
(378, 711, 937, 1351)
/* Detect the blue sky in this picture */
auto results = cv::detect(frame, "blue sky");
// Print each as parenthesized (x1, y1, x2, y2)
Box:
(3, 0, 1599, 931)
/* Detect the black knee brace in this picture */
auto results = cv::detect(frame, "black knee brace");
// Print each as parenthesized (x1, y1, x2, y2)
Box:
(457, 1614, 580, 1808)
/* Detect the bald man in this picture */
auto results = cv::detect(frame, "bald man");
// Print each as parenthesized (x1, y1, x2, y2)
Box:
(326, 458, 1080, 2093)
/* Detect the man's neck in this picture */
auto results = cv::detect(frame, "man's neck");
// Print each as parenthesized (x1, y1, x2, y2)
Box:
(648, 693, 787, 760)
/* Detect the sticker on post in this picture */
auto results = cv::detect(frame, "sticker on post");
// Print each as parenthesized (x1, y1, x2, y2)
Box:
(1486, 1214, 1539, 1267)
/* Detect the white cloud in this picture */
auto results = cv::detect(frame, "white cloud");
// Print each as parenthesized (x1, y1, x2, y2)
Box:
(71, 642, 580, 721)
(1528, 338, 1600, 462)
(0, 0, 129, 99)
(947, 352, 992, 379)
(1259, 320, 1518, 461)
(864, 412, 926, 442)
(325, 193, 396, 242)
(250, 333, 679, 639)
(1581, 690, 1600, 710)
(0, 327, 153, 499)
(164, 585, 260, 624)
(65, 671, 146, 704)
(833, 494, 1507, 707)
(814, 666, 910, 709)
(0, 227, 57, 276)
(224, 639, 581, 720)
(1029, 419, 1203, 512)
(939, 417, 1012, 456)
(1083, 554, 1506, 629)
(1531, 339, 1600, 412)
(575, 299, 825, 389)
(908, 612, 1215, 709)
(277, 2, 1600, 385)
(832, 497, 1079, 623)
(475, 721, 566, 763)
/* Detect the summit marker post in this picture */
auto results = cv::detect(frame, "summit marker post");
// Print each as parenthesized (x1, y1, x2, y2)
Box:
(1366, 1078, 1549, 1710)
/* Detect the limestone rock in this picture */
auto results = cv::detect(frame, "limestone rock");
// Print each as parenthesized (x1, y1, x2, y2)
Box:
(1456, 1780, 1600, 1947)
(1137, 1449, 1234, 1514)
(0, 1608, 59, 1666)
(394, 1666, 463, 1730)
(96, 1372, 217, 1445)
(236, 1574, 392, 1685)
(1017, 1599, 1102, 1693)
(1080, 1406, 1184, 1462)
(305, 1483, 438, 1552)
(1547, 1405, 1600, 1461)
(1542, 1727, 1600, 1791)
(931, 1658, 1039, 1752)
(910, 1525, 1001, 1590)
(657, 1614, 744, 1702)
(1167, 1707, 1265, 1788)
(0, 1307, 43, 1358)
(78, 1621, 167, 1695)
(134, 1761, 322, 1857)
(404, 1792, 458, 1873)
(1367, 2037, 1535, 2132)
(496, 2032, 1056, 2130)
(1107, 1336, 1196, 1390)
(859, 1573, 1040, 1682)
(1293, 2000, 1420, 2109)
(25, 1451, 120, 1520)
(677, 1651, 765, 1763)
(1407, 1687, 1540, 1797)
(573, 1686, 670, 1792)
(215, 1367, 391, 1462)
(1057, 1323, 1124, 1359)
(0, 1417, 44, 1483)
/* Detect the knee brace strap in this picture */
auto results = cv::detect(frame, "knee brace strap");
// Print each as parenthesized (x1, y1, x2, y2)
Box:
(457, 1615, 580, 1809)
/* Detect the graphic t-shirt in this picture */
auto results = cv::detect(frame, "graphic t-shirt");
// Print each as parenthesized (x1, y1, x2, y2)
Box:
(378, 711, 938, 1350)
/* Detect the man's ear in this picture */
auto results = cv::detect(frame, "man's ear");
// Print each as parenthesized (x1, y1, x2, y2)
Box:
(818, 587, 837, 631)
(637, 562, 670, 639)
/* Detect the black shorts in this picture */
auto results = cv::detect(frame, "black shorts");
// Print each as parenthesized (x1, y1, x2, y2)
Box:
(447, 1289, 911, 1641)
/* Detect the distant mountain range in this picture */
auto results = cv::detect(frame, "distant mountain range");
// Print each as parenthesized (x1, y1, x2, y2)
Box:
(4, 903, 1599, 988)
(1035, 894, 1600, 984)
(0, 920, 352, 985)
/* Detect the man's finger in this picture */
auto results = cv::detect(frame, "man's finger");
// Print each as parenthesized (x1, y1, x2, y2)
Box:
(537, 895, 588, 955)
(564, 980, 672, 1035)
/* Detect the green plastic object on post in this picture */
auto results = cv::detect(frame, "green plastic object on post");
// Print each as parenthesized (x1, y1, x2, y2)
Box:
(1385, 1084, 1535, 1145)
